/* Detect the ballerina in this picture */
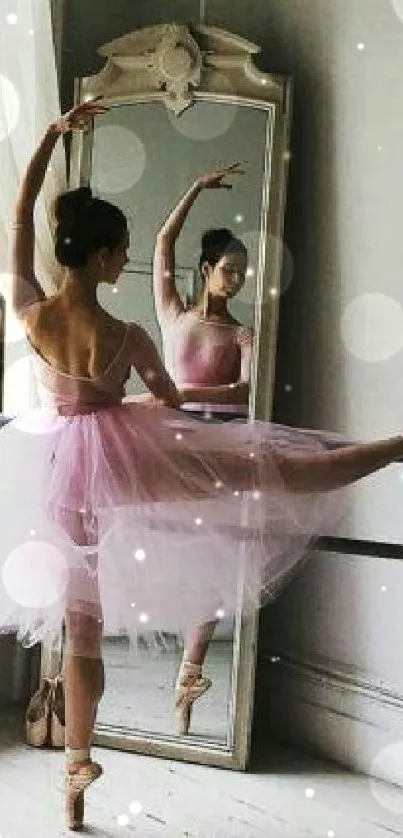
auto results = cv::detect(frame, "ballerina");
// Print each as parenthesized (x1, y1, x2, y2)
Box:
(153, 169, 253, 733)
(3, 99, 403, 831)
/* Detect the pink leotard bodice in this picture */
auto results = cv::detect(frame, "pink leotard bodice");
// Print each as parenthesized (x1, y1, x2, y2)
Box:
(161, 310, 243, 386)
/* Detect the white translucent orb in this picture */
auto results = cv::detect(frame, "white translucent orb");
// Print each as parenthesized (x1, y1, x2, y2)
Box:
(12, 404, 64, 435)
(1, 298, 28, 343)
(92, 126, 146, 194)
(168, 98, 236, 141)
(3, 542, 67, 607)
(0, 74, 20, 141)
(129, 801, 143, 815)
(117, 813, 130, 826)
(139, 613, 149, 624)
(370, 742, 403, 811)
(341, 294, 403, 362)
(305, 787, 315, 799)
(134, 549, 146, 562)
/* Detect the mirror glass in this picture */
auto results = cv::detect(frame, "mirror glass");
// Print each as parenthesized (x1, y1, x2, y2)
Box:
(87, 100, 270, 745)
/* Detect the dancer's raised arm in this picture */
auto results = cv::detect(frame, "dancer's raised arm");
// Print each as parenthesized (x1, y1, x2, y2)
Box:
(12, 99, 107, 318)
(153, 164, 243, 324)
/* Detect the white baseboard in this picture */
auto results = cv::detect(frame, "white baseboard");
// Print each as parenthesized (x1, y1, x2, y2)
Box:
(258, 654, 403, 787)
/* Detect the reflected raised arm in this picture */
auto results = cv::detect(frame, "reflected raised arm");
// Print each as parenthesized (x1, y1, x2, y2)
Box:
(153, 163, 244, 325)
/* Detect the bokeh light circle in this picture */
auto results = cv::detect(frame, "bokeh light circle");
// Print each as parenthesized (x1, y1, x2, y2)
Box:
(390, 0, 403, 23)
(92, 126, 146, 194)
(228, 230, 293, 326)
(2, 541, 68, 608)
(0, 74, 20, 141)
(12, 405, 65, 435)
(341, 293, 403, 362)
(370, 743, 403, 812)
(168, 91, 237, 141)
(0, 274, 26, 345)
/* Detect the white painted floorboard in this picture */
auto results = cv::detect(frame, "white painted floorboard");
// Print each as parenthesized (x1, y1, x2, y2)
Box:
(1, 710, 403, 837)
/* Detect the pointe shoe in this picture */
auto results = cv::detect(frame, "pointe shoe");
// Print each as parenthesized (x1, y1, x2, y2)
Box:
(174, 662, 212, 736)
(66, 760, 103, 831)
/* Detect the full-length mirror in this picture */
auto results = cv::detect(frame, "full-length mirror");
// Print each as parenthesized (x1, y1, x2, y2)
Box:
(65, 23, 291, 769)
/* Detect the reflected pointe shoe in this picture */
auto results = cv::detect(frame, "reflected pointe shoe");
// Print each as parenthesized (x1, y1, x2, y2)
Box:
(174, 662, 212, 736)
(65, 760, 103, 831)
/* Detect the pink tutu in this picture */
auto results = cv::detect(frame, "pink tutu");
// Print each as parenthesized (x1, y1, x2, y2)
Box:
(0, 327, 346, 650)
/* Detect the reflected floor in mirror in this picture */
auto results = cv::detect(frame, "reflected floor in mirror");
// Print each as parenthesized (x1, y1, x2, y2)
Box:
(97, 636, 233, 743)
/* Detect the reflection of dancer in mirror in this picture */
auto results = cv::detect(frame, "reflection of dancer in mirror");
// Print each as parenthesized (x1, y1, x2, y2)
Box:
(6, 102, 403, 830)
(153, 164, 253, 734)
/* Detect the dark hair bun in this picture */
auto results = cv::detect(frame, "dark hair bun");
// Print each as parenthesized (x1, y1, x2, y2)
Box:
(54, 187, 93, 225)
(54, 188, 127, 269)
(201, 228, 234, 252)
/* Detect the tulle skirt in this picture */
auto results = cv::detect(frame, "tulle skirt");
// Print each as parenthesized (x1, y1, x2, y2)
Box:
(0, 401, 345, 652)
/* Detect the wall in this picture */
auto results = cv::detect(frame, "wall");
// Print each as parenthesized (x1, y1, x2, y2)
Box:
(242, 0, 403, 785)
(61, 0, 403, 784)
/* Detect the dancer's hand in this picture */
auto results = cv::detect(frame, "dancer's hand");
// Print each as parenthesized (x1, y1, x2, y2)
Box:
(51, 98, 109, 135)
(195, 163, 245, 190)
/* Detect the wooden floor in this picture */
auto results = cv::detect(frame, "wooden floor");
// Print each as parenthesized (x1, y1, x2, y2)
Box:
(1, 708, 403, 837)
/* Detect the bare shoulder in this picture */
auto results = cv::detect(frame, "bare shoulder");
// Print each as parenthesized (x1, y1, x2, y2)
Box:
(97, 310, 129, 341)
(22, 299, 52, 335)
